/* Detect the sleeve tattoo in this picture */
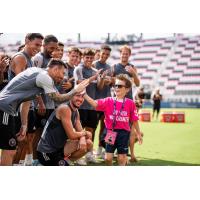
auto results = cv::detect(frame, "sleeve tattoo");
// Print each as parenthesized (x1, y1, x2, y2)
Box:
(48, 88, 77, 102)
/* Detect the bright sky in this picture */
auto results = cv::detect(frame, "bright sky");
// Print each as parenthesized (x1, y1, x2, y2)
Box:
(0, 33, 179, 45)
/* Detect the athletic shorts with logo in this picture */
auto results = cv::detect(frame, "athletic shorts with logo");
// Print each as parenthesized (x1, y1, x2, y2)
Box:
(0, 110, 21, 150)
(37, 148, 69, 166)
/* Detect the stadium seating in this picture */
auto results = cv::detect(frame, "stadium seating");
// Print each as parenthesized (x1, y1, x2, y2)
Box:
(1, 34, 200, 103)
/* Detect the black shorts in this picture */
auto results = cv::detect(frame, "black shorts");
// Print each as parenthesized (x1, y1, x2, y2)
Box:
(27, 110, 37, 134)
(105, 129, 130, 154)
(35, 109, 54, 129)
(0, 110, 21, 150)
(37, 149, 70, 166)
(79, 109, 98, 129)
(153, 106, 160, 113)
(96, 111, 104, 122)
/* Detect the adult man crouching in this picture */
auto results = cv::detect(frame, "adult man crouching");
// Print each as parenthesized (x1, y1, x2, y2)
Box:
(37, 92, 93, 166)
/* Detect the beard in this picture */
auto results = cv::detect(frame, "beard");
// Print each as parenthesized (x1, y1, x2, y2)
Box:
(71, 101, 80, 109)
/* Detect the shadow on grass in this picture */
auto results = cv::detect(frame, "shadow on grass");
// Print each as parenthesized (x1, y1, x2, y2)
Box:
(128, 157, 200, 166)
(85, 157, 200, 166)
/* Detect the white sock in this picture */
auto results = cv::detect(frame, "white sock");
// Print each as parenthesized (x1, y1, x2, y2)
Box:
(19, 160, 25, 165)
(24, 154, 33, 164)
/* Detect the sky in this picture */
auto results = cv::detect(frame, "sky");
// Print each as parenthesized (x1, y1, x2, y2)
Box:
(0, 33, 183, 45)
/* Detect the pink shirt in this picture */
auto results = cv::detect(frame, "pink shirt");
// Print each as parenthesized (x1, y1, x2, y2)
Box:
(96, 97, 139, 131)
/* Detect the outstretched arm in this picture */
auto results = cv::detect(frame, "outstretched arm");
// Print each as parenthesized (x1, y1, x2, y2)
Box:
(83, 93, 98, 109)
(48, 79, 89, 102)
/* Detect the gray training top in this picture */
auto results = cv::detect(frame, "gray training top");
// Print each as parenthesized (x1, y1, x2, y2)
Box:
(113, 63, 135, 99)
(74, 64, 98, 110)
(32, 52, 55, 109)
(0, 67, 57, 116)
(8, 51, 34, 81)
(94, 60, 112, 99)
(37, 103, 78, 153)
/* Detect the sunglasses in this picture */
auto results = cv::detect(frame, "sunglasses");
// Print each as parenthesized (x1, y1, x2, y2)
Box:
(114, 84, 126, 89)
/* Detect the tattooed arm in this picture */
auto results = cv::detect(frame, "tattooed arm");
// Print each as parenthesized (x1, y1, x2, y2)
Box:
(48, 79, 89, 102)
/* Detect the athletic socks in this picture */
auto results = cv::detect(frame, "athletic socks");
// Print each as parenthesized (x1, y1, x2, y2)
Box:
(24, 154, 33, 166)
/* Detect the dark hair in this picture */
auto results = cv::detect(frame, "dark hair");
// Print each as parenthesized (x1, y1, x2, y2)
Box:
(83, 48, 95, 56)
(47, 59, 66, 69)
(116, 74, 132, 89)
(17, 44, 25, 52)
(58, 42, 64, 47)
(25, 33, 44, 41)
(44, 35, 58, 44)
(101, 44, 112, 52)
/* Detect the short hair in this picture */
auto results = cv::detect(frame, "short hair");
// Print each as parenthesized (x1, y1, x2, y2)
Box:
(67, 46, 80, 54)
(47, 58, 66, 69)
(116, 74, 132, 89)
(25, 33, 44, 41)
(95, 49, 100, 53)
(58, 42, 64, 47)
(119, 45, 131, 55)
(101, 44, 112, 52)
(17, 44, 25, 52)
(77, 48, 83, 57)
(83, 48, 95, 56)
(44, 35, 58, 45)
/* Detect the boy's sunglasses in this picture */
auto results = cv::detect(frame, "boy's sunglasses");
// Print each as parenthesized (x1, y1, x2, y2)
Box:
(114, 84, 126, 89)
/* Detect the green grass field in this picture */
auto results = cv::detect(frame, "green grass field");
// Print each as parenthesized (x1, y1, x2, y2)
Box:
(93, 108, 200, 166)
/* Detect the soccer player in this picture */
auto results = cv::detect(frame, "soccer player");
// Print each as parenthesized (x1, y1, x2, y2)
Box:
(93, 44, 112, 158)
(37, 92, 93, 166)
(0, 59, 89, 165)
(112, 45, 141, 162)
(73, 48, 101, 164)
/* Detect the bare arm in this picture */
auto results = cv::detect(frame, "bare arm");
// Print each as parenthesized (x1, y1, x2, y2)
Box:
(84, 93, 98, 109)
(130, 67, 140, 86)
(16, 101, 31, 141)
(48, 79, 89, 102)
(131, 121, 143, 145)
(126, 65, 140, 86)
(12, 55, 27, 75)
(35, 95, 46, 115)
(0, 57, 9, 84)
(20, 101, 31, 127)
(58, 105, 87, 140)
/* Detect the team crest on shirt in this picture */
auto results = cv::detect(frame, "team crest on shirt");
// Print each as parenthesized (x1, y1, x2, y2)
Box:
(9, 138, 16, 147)
(58, 160, 66, 166)
(41, 119, 47, 126)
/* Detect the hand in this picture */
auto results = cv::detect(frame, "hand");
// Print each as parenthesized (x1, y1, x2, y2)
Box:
(16, 125, 27, 142)
(0, 57, 9, 72)
(62, 81, 72, 90)
(136, 131, 143, 145)
(125, 65, 137, 76)
(79, 136, 87, 152)
(85, 131, 92, 139)
(37, 102, 46, 116)
(104, 76, 112, 85)
(74, 79, 89, 93)
(89, 69, 103, 83)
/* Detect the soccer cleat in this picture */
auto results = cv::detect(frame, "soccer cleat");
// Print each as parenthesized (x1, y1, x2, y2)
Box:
(85, 153, 98, 164)
(75, 158, 87, 166)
